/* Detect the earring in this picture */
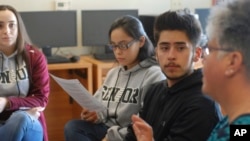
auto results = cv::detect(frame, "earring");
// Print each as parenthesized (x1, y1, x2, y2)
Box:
(225, 69, 234, 75)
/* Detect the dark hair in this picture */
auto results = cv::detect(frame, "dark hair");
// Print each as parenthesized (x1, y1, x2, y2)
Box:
(0, 5, 32, 54)
(108, 15, 154, 62)
(154, 9, 202, 48)
(0, 5, 33, 83)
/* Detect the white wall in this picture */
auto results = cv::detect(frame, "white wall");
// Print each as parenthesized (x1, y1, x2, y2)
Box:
(1, 0, 212, 55)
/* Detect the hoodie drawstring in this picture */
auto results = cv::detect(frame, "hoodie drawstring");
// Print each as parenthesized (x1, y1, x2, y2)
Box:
(114, 71, 132, 126)
(106, 68, 121, 123)
(0, 53, 3, 72)
(106, 69, 132, 126)
(15, 56, 21, 97)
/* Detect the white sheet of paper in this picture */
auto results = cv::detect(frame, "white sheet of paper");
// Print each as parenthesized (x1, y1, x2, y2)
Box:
(50, 74, 106, 112)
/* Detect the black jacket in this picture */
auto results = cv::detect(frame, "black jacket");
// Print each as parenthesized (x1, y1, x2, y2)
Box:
(125, 69, 221, 141)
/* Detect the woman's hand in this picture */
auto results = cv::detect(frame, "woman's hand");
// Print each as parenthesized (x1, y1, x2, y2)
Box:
(0, 97, 8, 113)
(26, 107, 45, 119)
(80, 107, 98, 123)
(132, 115, 154, 141)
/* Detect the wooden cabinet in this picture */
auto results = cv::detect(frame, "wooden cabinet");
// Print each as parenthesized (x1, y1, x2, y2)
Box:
(45, 57, 92, 141)
(82, 56, 117, 92)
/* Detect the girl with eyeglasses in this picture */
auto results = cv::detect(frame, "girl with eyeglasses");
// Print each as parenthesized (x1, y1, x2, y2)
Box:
(64, 15, 165, 141)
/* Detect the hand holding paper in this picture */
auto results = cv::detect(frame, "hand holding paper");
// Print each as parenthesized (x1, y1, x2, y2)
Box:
(50, 74, 106, 112)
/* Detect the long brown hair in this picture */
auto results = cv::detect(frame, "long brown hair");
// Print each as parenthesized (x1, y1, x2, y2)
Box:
(0, 5, 34, 84)
(0, 5, 32, 53)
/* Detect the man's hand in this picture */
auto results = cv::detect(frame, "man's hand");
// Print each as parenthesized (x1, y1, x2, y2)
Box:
(80, 107, 98, 123)
(132, 115, 154, 141)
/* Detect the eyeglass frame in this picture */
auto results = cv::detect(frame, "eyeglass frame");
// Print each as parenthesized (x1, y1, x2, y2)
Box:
(107, 39, 137, 50)
(202, 44, 235, 57)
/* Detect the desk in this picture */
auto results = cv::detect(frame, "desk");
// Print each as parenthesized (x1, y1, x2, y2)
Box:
(45, 56, 92, 141)
(82, 56, 117, 92)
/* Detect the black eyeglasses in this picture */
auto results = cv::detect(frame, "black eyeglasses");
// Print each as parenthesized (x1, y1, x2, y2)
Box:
(202, 44, 235, 56)
(107, 40, 137, 50)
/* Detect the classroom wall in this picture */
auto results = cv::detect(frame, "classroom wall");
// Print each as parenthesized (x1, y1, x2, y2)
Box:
(1, 0, 212, 56)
